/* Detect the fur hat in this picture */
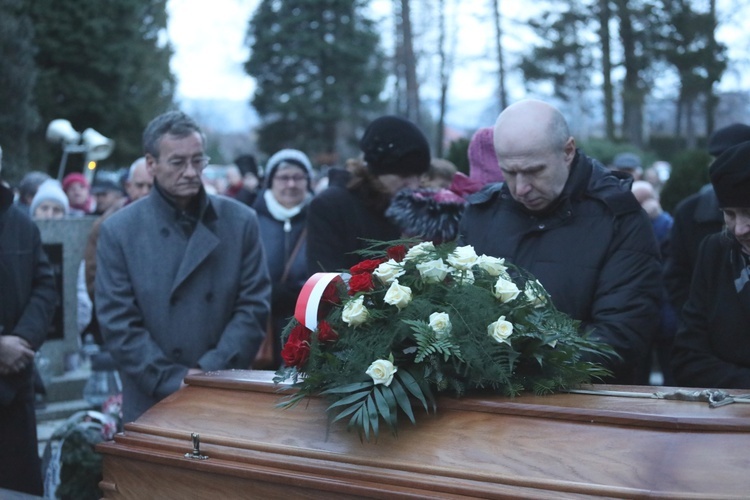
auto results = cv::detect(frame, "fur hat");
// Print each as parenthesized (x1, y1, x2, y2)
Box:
(709, 141, 750, 208)
(30, 179, 69, 216)
(359, 116, 430, 177)
(264, 149, 314, 188)
(386, 187, 466, 243)
(707, 123, 750, 157)
(468, 127, 503, 185)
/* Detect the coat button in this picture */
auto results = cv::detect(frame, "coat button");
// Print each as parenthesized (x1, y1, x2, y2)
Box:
(170, 295, 178, 305)
(160, 228, 170, 237)
(205, 292, 214, 302)
(538, 223, 545, 229)
(172, 348, 182, 359)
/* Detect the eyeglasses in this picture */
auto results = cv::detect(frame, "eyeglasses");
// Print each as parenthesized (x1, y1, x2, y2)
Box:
(165, 156, 211, 171)
(274, 174, 308, 184)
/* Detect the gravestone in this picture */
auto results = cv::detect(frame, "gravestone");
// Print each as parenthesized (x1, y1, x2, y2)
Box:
(35, 217, 95, 377)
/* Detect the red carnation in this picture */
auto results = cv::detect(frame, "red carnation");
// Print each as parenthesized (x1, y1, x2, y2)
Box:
(348, 272, 375, 295)
(350, 258, 384, 275)
(281, 323, 312, 367)
(317, 321, 339, 342)
(387, 244, 407, 262)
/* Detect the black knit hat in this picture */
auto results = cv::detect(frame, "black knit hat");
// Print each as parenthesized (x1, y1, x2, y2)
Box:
(707, 123, 750, 157)
(709, 140, 750, 208)
(359, 115, 431, 177)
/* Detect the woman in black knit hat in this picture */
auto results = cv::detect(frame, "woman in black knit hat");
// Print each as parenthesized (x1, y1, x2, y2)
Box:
(672, 140, 750, 389)
(306, 115, 431, 273)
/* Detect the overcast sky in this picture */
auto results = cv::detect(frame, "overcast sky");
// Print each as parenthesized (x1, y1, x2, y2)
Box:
(167, 0, 749, 105)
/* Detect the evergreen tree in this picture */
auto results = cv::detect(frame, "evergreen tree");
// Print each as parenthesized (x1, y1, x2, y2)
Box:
(519, 1, 596, 104)
(245, 0, 386, 160)
(27, 0, 175, 173)
(0, 0, 39, 181)
(653, 0, 727, 145)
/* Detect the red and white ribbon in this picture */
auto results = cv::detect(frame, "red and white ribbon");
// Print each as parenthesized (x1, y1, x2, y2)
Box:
(295, 272, 342, 331)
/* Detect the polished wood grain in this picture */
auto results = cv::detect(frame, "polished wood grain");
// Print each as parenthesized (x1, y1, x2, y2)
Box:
(97, 371, 750, 499)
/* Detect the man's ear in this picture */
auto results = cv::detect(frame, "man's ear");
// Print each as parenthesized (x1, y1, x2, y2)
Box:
(563, 137, 576, 167)
(145, 154, 157, 175)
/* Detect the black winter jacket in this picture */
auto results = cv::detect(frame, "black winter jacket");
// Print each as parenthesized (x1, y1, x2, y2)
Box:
(0, 183, 57, 404)
(671, 233, 750, 388)
(253, 190, 309, 365)
(663, 186, 724, 313)
(307, 168, 401, 273)
(458, 150, 662, 384)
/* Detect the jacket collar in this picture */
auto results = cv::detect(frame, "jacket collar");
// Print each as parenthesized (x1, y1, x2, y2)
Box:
(152, 181, 217, 224)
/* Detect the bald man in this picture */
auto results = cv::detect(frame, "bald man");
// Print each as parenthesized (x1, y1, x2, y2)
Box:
(458, 99, 661, 384)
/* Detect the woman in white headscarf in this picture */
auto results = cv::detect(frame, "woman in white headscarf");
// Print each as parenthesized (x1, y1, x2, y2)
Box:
(252, 149, 314, 368)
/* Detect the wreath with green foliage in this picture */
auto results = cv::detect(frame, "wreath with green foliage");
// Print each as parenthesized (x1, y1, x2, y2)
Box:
(274, 240, 614, 441)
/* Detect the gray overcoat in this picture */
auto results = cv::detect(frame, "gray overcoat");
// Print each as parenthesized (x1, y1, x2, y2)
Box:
(95, 188, 271, 422)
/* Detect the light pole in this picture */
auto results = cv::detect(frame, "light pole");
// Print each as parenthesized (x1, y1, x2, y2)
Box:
(46, 119, 115, 182)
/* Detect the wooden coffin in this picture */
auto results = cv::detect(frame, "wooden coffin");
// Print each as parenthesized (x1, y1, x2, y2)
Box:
(97, 370, 750, 499)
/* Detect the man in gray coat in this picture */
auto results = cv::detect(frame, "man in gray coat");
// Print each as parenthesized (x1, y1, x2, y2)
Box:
(96, 111, 271, 422)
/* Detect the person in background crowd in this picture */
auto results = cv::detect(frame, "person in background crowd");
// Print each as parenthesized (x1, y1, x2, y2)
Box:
(631, 180, 678, 385)
(14, 171, 51, 215)
(62, 172, 94, 215)
(0, 144, 58, 496)
(307, 115, 431, 272)
(449, 127, 504, 197)
(664, 123, 750, 315)
(95, 111, 271, 422)
(223, 165, 244, 199)
(231, 154, 262, 206)
(30, 179, 69, 220)
(458, 99, 661, 384)
(610, 152, 644, 180)
(80, 157, 154, 343)
(253, 149, 313, 367)
(123, 156, 154, 203)
(672, 141, 750, 389)
(91, 177, 125, 216)
(421, 158, 457, 189)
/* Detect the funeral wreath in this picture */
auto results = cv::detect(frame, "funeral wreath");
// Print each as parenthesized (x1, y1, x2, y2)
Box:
(274, 240, 614, 440)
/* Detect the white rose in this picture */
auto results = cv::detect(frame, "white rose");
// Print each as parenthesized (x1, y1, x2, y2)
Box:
(373, 259, 405, 284)
(451, 268, 475, 285)
(342, 295, 369, 326)
(416, 258, 450, 283)
(404, 241, 435, 262)
(493, 276, 520, 302)
(487, 315, 514, 344)
(429, 312, 452, 337)
(524, 279, 547, 308)
(383, 280, 413, 310)
(366, 359, 398, 386)
(446, 245, 479, 270)
(476, 254, 507, 276)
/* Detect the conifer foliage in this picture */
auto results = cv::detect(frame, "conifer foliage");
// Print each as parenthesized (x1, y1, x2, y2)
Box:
(245, 0, 386, 158)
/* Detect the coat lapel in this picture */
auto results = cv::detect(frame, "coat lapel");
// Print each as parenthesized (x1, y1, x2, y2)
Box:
(170, 221, 219, 295)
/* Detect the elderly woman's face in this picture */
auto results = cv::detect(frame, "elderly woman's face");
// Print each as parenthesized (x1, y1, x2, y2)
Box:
(271, 163, 308, 208)
(723, 207, 750, 254)
(34, 200, 66, 219)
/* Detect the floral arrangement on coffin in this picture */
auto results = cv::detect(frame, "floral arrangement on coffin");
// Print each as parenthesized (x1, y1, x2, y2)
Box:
(274, 240, 614, 441)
